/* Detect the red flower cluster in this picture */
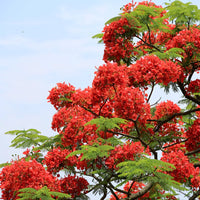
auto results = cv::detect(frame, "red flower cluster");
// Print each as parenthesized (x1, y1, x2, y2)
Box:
(92, 62, 129, 104)
(185, 118, 200, 152)
(59, 175, 89, 197)
(156, 24, 176, 45)
(196, 106, 200, 118)
(166, 28, 200, 60)
(154, 100, 181, 120)
(128, 55, 181, 86)
(161, 150, 200, 188)
(156, 122, 184, 138)
(137, 1, 161, 8)
(123, 0, 164, 15)
(0, 159, 58, 200)
(114, 87, 151, 122)
(102, 17, 134, 63)
(72, 87, 92, 107)
(164, 143, 186, 154)
(152, 101, 183, 137)
(51, 105, 95, 148)
(47, 82, 75, 110)
(187, 79, 200, 94)
(43, 147, 76, 173)
(105, 142, 146, 169)
(3, 1, 200, 199)
(22, 148, 30, 156)
(122, 2, 136, 13)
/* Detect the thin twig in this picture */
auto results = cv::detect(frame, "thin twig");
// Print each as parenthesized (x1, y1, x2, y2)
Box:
(135, 35, 162, 52)
(121, 182, 154, 200)
(147, 83, 155, 103)
(185, 148, 200, 156)
(177, 81, 200, 105)
(153, 108, 200, 132)
(189, 190, 200, 200)
(80, 105, 99, 117)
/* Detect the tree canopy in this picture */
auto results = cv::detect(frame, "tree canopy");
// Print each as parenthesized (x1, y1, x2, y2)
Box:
(0, 0, 200, 199)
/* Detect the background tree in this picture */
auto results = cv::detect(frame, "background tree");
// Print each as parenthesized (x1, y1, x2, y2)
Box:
(0, 0, 200, 199)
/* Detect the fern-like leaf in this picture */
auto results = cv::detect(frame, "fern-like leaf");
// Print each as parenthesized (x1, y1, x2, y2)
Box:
(105, 16, 121, 25)
(18, 186, 71, 200)
(85, 116, 127, 132)
(5, 129, 49, 149)
(66, 143, 114, 161)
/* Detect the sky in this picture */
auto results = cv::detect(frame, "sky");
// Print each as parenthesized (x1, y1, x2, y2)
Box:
(0, 0, 200, 198)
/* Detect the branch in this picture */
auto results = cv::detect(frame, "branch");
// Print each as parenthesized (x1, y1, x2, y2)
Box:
(194, 163, 200, 168)
(127, 181, 135, 196)
(80, 105, 99, 117)
(177, 81, 200, 105)
(135, 35, 162, 52)
(146, 24, 152, 45)
(147, 83, 155, 103)
(185, 148, 200, 156)
(163, 139, 188, 149)
(130, 116, 158, 159)
(107, 185, 120, 200)
(107, 130, 139, 140)
(121, 182, 154, 200)
(100, 186, 107, 200)
(189, 190, 200, 200)
(98, 98, 108, 116)
(190, 60, 200, 65)
(108, 182, 129, 195)
(153, 108, 200, 132)
(187, 64, 198, 84)
(150, 97, 161, 107)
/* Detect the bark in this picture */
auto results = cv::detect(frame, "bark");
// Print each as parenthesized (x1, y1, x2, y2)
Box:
(121, 182, 154, 200)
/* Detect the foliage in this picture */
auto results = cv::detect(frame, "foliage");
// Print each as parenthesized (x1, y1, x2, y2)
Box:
(66, 143, 115, 161)
(17, 186, 71, 200)
(85, 117, 127, 132)
(1, 0, 200, 200)
(5, 129, 48, 149)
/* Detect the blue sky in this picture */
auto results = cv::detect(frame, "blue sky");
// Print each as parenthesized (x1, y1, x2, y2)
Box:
(0, 0, 199, 172)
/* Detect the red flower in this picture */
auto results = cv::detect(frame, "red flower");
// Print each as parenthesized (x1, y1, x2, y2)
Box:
(0, 159, 59, 200)
(47, 82, 75, 110)
(128, 55, 181, 86)
(102, 18, 134, 63)
(59, 175, 89, 197)
(185, 118, 200, 152)
(187, 79, 200, 94)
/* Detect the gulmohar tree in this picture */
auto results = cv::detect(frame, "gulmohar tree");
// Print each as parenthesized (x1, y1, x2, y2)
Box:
(1, 0, 200, 199)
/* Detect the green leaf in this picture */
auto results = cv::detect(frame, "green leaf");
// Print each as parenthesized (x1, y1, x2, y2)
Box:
(4, 129, 49, 149)
(85, 116, 127, 132)
(34, 134, 63, 151)
(92, 33, 104, 43)
(105, 137, 123, 146)
(152, 48, 184, 60)
(116, 158, 186, 193)
(165, 0, 200, 26)
(66, 143, 114, 161)
(105, 16, 121, 25)
(5, 129, 40, 135)
(18, 186, 71, 200)
(116, 158, 175, 183)
(0, 162, 11, 168)
(129, 5, 167, 33)
(92, 33, 104, 39)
